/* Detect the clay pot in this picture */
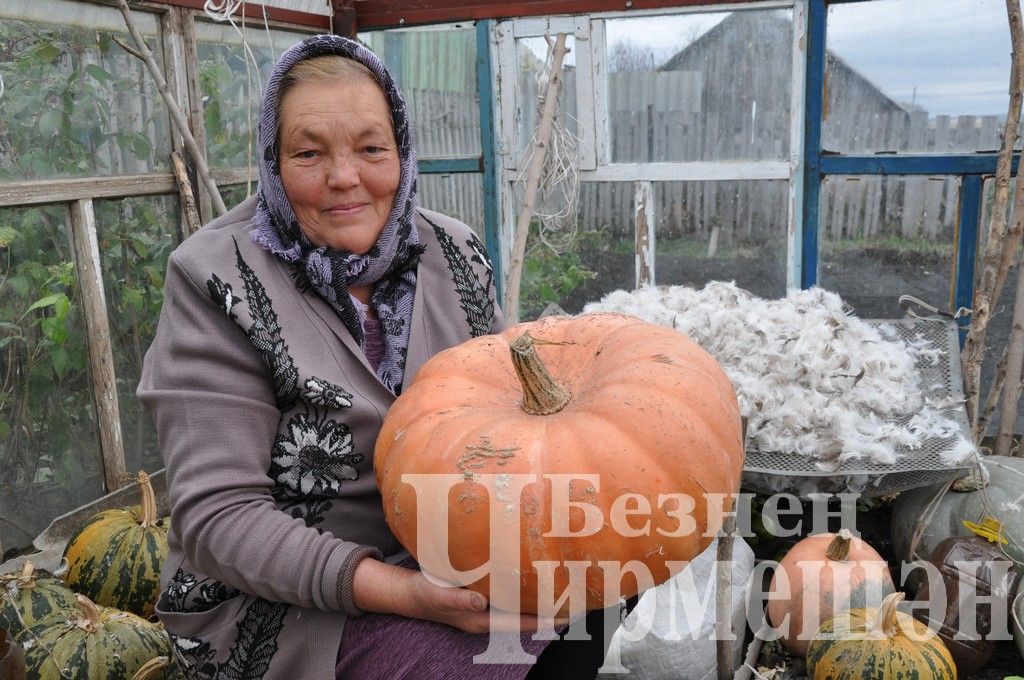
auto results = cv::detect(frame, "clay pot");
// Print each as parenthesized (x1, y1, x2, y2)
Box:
(0, 628, 26, 680)
(913, 535, 1021, 674)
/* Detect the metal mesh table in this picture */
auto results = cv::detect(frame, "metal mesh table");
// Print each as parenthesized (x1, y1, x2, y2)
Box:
(741, 317, 973, 498)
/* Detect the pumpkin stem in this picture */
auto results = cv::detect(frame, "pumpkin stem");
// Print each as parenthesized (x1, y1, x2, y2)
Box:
(17, 561, 35, 585)
(871, 592, 905, 638)
(74, 595, 103, 633)
(138, 471, 157, 527)
(825, 529, 853, 561)
(131, 656, 170, 680)
(510, 332, 571, 416)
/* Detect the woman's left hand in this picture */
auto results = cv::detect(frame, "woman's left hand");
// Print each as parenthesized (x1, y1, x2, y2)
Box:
(353, 558, 567, 633)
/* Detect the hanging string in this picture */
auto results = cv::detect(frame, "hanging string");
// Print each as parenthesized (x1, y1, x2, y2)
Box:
(0, 71, 5, 101)
(241, 4, 255, 197)
(203, 0, 264, 197)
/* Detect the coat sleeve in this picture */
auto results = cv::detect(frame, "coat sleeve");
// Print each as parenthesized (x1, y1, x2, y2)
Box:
(138, 251, 378, 616)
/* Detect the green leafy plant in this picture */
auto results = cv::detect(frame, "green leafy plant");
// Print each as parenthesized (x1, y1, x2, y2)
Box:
(0, 20, 181, 553)
(520, 241, 596, 319)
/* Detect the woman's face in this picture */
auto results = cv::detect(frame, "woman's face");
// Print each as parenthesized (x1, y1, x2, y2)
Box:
(278, 78, 400, 255)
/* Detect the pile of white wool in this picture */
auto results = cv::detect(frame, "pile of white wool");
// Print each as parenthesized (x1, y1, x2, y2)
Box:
(583, 282, 976, 469)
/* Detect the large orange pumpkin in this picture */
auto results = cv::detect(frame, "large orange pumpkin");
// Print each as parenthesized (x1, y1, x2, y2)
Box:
(374, 312, 744, 616)
(767, 529, 895, 656)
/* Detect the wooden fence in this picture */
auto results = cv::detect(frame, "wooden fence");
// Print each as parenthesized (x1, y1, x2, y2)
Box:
(406, 73, 1007, 246)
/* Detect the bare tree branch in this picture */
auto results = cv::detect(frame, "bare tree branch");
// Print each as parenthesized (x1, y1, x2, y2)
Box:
(964, 0, 1024, 438)
(114, 0, 227, 217)
(995, 240, 1024, 455)
(504, 33, 569, 323)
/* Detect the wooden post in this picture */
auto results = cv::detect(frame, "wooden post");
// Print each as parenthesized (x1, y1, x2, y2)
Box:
(716, 417, 746, 680)
(69, 199, 128, 492)
(504, 33, 569, 323)
(172, 152, 203, 237)
(634, 181, 656, 288)
(161, 7, 201, 240)
(179, 6, 214, 225)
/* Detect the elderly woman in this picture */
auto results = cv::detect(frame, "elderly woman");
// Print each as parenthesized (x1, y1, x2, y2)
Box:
(140, 36, 624, 680)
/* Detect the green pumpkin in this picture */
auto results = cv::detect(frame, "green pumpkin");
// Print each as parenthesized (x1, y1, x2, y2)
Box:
(0, 562, 79, 639)
(62, 471, 170, 618)
(806, 592, 957, 679)
(891, 455, 1024, 565)
(22, 594, 169, 680)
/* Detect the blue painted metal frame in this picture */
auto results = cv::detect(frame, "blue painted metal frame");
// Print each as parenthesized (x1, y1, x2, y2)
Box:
(821, 154, 1020, 176)
(411, 21, 502, 301)
(804, 0, 1018, 329)
(801, 0, 827, 289)
(476, 19, 504, 302)
(955, 175, 982, 332)
(417, 158, 481, 174)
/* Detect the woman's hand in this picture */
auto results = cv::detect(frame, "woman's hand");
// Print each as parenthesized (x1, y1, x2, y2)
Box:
(353, 558, 563, 633)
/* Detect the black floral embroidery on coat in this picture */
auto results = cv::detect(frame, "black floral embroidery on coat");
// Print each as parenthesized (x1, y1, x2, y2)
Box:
(232, 239, 301, 410)
(280, 499, 333, 528)
(206, 239, 355, 416)
(166, 568, 240, 614)
(425, 215, 494, 337)
(270, 413, 363, 498)
(207, 275, 241, 320)
(302, 376, 353, 409)
(170, 598, 287, 680)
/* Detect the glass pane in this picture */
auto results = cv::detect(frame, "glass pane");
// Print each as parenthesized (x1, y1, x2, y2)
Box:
(359, 25, 482, 159)
(824, 0, 1012, 153)
(977, 178, 1023, 436)
(653, 180, 787, 298)
(519, 182, 633, 321)
(819, 175, 958, 318)
(605, 9, 793, 162)
(95, 195, 179, 476)
(196, 22, 314, 169)
(515, 35, 579, 162)
(0, 9, 170, 181)
(418, 173, 485, 238)
(0, 205, 105, 556)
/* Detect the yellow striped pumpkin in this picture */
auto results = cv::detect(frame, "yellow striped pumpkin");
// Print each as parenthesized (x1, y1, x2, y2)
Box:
(62, 472, 170, 618)
(0, 562, 78, 638)
(22, 594, 169, 680)
(806, 592, 957, 679)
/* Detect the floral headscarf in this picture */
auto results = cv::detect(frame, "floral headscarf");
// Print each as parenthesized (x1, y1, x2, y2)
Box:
(250, 35, 422, 395)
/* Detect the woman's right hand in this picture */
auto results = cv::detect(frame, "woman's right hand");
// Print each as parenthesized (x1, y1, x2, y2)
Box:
(353, 558, 563, 633)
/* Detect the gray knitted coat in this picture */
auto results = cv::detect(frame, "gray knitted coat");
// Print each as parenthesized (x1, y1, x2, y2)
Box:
(138, 196, 502, 679)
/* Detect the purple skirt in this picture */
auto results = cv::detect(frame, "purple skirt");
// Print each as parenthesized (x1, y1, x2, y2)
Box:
(336, 558, 557, 680)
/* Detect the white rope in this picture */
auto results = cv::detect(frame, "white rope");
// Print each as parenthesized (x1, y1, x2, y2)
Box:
(0, 72, 5, 101)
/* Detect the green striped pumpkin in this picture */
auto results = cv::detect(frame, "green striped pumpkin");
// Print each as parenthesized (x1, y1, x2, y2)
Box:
(62, 472, 170, 618)
(23, 594, 169, 680)
(806, 592, 957, 679)
(0, 562, 79, 638)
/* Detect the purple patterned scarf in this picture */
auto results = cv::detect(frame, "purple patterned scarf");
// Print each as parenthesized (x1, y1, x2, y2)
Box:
(250, 35, 422, 394)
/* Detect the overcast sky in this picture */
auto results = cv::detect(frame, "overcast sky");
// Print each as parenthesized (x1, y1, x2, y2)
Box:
(601, 0, 1011, 117)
